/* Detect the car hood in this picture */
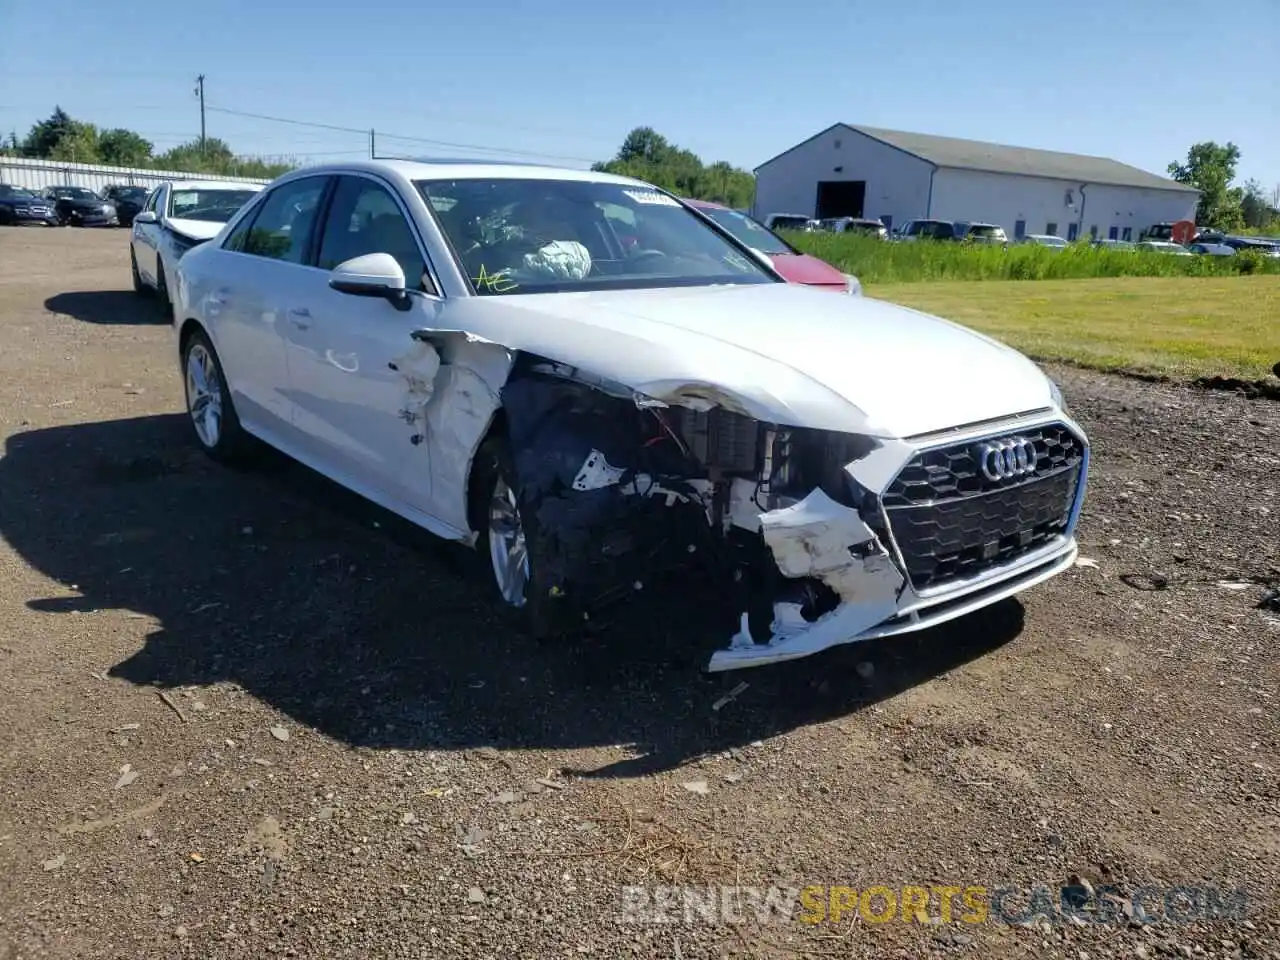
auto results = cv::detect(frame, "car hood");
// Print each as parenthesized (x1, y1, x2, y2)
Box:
(765, 252, 847, 287)
(166, 218, 226, 242)
(438, 283, 1055, 438)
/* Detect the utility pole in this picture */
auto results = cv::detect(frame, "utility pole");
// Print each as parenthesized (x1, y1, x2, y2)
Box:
(194, 74, 206, 154)
(369, 128, 376, 159)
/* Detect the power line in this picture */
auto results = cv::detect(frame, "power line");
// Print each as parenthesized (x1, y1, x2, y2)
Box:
(204, 104, 600, 165)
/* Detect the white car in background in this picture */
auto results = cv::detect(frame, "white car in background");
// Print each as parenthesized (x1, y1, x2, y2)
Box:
(131, 180, 263, 316)
(174, 160, 1088, 671)
(1023, 234, 1069, 250)
(1135, 240, 1193, 256)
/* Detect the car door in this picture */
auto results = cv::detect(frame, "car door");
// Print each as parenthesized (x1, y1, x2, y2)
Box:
(280, 173, 437, 509)
(208, 175, 332, 438)
(132, 185, 164, 284)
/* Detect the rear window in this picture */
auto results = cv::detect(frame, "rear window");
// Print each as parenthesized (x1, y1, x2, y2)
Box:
(702, 207, 792, 255)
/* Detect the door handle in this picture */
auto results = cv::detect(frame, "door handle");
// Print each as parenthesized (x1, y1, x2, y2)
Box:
(287, 307, 311, 330)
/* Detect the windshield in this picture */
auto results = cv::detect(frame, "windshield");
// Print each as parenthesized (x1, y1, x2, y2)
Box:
(699, 207, 792, 255)
(1, 186, 37, 199)
(967, 225, 1005, 238)
(1146, 225, 1173, 240)
(168, 188, 259, 223)
(415, 178, 775, 296)
(50, 187, 97, 200)
(117, 187, 148, 200)
(769, 216, 811, 231)
(909, 220, 954, 239)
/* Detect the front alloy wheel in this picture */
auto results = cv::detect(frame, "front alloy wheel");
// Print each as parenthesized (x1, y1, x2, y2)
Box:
(488, 474, 529, 607)
(181, 331, 249, 461)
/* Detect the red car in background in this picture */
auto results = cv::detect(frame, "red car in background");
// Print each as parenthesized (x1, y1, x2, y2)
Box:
(682, 199, 860, 294)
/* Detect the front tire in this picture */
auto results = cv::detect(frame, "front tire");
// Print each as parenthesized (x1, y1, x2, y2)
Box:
(130, 248, 151, 297)
(472, 435, 557, 639)
(182, 329, 250, 462)
(156, 257, 173, 320)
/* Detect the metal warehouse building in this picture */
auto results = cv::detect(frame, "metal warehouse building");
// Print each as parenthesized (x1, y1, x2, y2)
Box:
(753, 124, 1199, 242)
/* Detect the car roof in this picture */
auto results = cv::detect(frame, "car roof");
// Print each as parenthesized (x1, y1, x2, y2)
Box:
(279, 159, 647, 187)
(166, 180, 265, 192)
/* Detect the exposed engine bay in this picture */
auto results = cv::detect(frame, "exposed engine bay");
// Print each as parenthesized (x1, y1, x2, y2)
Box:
(392, 326, 1084, 673)
(495, 354, 910, 670)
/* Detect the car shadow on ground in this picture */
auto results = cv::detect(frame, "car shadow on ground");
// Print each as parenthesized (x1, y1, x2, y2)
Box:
(44, 291, 165, 325)
(0, 414, 1025, 778)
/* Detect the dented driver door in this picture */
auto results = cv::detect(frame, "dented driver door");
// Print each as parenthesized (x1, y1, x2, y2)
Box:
(283, 272, 431, 511)
(283, 175, 436, 512)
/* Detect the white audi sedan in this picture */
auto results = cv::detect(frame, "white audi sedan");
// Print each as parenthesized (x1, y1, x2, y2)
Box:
(174, 160, 1089, 671)
(131, 179, 263, 316)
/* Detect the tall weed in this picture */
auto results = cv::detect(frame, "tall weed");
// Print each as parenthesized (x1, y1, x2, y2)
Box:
(784, 234, 1280, 284)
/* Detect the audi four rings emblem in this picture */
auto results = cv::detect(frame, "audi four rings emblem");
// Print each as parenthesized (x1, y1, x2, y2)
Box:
(975, 436, 1038, 481)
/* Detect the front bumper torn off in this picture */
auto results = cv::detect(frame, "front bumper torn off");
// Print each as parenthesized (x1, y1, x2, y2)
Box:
(709, 488, 905, 671)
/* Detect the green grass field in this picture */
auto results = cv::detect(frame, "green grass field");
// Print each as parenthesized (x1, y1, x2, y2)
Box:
(870, 275, 1280, 382)
(786, 233, 1280, 284)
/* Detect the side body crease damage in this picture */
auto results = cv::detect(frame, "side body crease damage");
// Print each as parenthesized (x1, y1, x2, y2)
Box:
(393, 328, 905, 670)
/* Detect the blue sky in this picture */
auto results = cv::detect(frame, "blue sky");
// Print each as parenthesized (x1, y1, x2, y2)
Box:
(1, 0, 1276, 189)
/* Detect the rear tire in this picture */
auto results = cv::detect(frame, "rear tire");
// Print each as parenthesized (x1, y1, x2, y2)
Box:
(181, 329, 251, 463)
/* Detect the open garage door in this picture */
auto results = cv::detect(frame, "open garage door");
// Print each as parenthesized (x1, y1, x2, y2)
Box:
(816, 181, 865, 219)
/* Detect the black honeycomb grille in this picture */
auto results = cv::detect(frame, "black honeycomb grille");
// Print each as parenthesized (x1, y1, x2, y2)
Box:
(884, 425, 1084, 591)
(883, 425, 1082, 508)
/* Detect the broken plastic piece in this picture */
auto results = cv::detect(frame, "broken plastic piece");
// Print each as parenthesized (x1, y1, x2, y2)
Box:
(709, 488, 905, 671)
(572, 449, 627, 492)
(711, 681, 750, 712)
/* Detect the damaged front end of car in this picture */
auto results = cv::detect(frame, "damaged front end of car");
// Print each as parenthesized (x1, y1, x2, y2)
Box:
(484, 352, 1089, 672)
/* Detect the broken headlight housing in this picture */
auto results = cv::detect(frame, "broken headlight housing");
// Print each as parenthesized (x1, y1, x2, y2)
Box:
(766, 427, 879, 507)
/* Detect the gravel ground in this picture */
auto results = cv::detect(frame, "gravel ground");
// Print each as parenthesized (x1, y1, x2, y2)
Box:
(0, 227, 1277, 960)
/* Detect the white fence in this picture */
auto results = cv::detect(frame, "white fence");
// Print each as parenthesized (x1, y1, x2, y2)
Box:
(0, 156, 270, 193)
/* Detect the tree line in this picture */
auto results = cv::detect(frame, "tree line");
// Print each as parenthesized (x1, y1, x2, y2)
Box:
(1167, 141, 1278, 233)
(1, 107, 294, 179)
(5, 108, 1274, 232)
(592, 127, 757, 209)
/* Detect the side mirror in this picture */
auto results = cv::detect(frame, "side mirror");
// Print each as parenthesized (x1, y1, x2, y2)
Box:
(133, 210, 157, 224)
(329, 252, 409, 308)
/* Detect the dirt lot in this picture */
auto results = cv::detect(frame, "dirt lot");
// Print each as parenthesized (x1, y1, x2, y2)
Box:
(0, 227, 1277, 960)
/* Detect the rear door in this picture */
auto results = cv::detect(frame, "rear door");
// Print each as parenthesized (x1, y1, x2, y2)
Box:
(208, 175, 332, 436)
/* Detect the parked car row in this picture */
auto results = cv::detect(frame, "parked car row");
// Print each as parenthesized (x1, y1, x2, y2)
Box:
(756, 209, 1280, 259)
(0, 180, 267, 232)
(0, 183, 121, 227)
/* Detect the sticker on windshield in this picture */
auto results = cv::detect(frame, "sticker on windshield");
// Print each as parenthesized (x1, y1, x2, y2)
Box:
(623, 190, 679, 207)
(472, 264, 519, 294)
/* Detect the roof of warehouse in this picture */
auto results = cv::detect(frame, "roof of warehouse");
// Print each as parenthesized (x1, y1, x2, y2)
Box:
(756, 124, 1199, 193)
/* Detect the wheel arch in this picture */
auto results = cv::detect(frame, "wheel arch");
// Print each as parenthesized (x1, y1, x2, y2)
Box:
(178, 317, 205, 356)
(464, 407, 508, 538)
